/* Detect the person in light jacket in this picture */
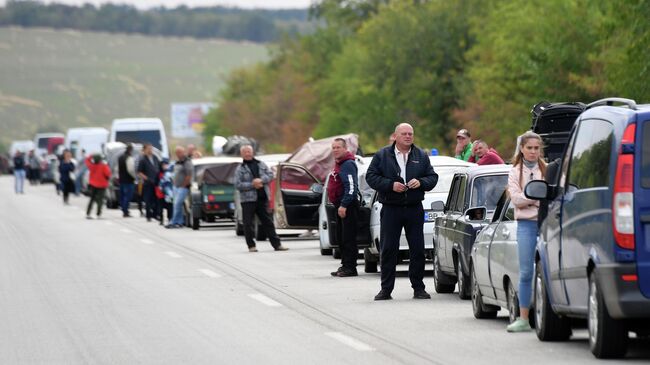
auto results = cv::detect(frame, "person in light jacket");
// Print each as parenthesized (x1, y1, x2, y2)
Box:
(506, 131, 547, 333)
(234, 145, 288, 252)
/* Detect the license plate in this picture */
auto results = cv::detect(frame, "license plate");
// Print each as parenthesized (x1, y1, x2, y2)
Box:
(424, 211, 436, 222)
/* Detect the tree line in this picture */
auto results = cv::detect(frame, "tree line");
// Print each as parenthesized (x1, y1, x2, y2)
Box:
(0, 0, 312, 42)
(203, 0, 650, 156)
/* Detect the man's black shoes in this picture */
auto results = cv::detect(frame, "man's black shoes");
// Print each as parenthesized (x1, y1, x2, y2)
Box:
(374, 290, 393, 301)
(330, 267, 358, 277)
(413, 289, 431, 299)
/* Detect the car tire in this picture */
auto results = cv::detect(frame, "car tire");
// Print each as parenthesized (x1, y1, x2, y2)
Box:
(236, 222, 244, 236)
(588, 271, 628, 358)
(534, 263, 571, 341)
(320, 248, 332, 256)
(333, 248, 341, 259)
(471, 263, 498, 319)
(457, 256, 471, 300)
(192, 217, 200, 230)
(433, 245, 456, 294)
(506, 279, 520, 324)
(364, 248, 378, 273)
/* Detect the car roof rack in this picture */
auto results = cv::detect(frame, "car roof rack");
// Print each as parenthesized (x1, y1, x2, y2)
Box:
(586, 97, 637, 110)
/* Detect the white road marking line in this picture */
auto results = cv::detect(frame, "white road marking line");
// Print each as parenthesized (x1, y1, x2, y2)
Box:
(248, 293, 282, 307)
(164, 251, 182, 258)
(140, 238, 154, 245)
(198, 269, 221, 278)
(120, 228, 132, 233)
(324, 332, 375, 352)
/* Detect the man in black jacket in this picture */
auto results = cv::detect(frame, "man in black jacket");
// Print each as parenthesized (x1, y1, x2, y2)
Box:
(118, 144, 136, 217)
(366, 123, 438, 300)
(137, 143, 160, 222)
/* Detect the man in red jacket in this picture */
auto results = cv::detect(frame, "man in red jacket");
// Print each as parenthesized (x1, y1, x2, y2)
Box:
(85, 154, 111, 219)
(468, 140, 505, 165)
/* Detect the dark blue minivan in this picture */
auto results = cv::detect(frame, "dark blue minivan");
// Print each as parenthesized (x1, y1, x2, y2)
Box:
(525, 97, 650, 359)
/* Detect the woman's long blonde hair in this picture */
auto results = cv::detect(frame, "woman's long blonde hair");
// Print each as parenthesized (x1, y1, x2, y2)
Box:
(512, 131, 547, 186)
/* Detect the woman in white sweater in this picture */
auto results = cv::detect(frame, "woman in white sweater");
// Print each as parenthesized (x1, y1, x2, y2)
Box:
(506, 131, 547, 332)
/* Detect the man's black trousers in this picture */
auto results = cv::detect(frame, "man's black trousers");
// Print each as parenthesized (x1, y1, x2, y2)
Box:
(241, 199, 281, 249)
(337, 200, 358, 270)
(379, 204, 425, 292)
(142, 183, 158, 220)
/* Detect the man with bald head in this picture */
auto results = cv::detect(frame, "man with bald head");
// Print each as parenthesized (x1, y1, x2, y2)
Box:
(166, 145, 193, 228)
(366, 123, 439, 300)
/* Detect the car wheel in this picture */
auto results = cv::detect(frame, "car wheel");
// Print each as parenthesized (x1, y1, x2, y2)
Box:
(506, 279, 520, 324)
(433, 245, 456, 294)
(364, 248, 378, 273)
(236, 222, 244, 236)
(333, 248, 341, 259)
(457, 257, 471, 300)
(320, 248, 332, 256)
(192, 217, 200, 230)
(534, 262, 571, 341)
(471, 264, 498, 319)
(588, 271, 628, 358)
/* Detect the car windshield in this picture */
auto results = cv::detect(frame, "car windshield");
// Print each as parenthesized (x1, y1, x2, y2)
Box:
(432, 166, 463, 193)
(115, 130, 162, 151)
(470, 174, 508, 211)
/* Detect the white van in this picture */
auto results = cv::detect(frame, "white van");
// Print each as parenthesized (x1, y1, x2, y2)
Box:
(110, 118, 169, 159)
(33, 132, 64, 156)
(65, 127, 109, 160)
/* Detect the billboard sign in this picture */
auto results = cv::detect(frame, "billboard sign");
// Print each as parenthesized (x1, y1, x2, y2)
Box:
(171, 103, 215, 138)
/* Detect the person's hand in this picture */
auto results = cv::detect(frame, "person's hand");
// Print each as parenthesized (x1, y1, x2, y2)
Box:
(393, 182, 408, 192)
(407, 179, 420, 189)
(252, 178, 263, 189)
(338, 206, 347, 218)
(455, 143, 463, 155)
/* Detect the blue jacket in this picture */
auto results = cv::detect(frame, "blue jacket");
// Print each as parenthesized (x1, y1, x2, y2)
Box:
(366, 143, 438, 206)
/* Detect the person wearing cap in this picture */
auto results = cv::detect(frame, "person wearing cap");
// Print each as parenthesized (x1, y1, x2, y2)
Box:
(118, 143, 136, 217)
(454, 129, 473, 161)
(85, 153, 111, 219)
(468, 140, 505, 165)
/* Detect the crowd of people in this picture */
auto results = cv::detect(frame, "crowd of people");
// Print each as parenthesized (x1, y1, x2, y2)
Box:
(10, 124, 545, 334)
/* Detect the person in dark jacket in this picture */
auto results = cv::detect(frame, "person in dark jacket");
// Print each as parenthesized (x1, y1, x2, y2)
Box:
(118, 144, 136, 217)
(137, 143, 160, 222)
(366, 123, 438, 300)
(58, 149, 76, 205)
(234, 145, 288, 252)
(13, 151, 26, 194)
(328, 138, 360, 277)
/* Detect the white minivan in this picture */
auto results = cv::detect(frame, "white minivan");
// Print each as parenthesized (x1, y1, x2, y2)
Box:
(110, 118, 169, 159)
(65, 127, 109, 161)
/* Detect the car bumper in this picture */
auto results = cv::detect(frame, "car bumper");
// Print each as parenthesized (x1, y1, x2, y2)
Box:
(596, 263, 650, 319)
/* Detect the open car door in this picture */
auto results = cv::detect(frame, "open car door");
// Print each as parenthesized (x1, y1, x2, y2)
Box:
(274, 162, 322, 229)
(325, 197, 371, 249)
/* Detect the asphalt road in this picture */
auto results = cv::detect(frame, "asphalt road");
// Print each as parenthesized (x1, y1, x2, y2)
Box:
(1, 177, 649, 364)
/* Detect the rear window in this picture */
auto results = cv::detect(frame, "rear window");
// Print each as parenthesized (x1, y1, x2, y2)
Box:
(115, 131, 162, 151)
(37, 138, 48, 149)
(470, 174, 508, 211)
(643, 121, 650, 188)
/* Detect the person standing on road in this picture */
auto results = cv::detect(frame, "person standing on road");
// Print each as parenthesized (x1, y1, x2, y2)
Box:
(58, 150, 76, 205)
(118, 144, 137, 217)
(157, 159, 173, 226)
(506, 131, 546, 332)
(468, 140, 505, 165)
(166, 146, 193, 229)
(137, 143, 160, 222)
(454, 129, 473, 161)
(12, 151, 26, 194)
(366, 123, 438, 300)
(234, 145, 288, 252)
(328, 138, 360, 277)
(27, 150, 41, 185)
(85, 154, 111, 219)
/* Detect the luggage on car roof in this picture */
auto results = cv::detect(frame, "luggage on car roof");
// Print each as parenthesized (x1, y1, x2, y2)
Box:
(530, 101, 586, 162)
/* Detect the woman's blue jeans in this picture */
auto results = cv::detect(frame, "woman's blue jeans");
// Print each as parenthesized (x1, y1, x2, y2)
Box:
(517, 219, 538, 308)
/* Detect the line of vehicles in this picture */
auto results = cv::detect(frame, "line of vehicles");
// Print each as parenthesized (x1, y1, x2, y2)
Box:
(6, 97, 649, 359)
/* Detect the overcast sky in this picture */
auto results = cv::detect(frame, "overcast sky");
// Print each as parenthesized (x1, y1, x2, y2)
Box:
(0, 0, 314, 9)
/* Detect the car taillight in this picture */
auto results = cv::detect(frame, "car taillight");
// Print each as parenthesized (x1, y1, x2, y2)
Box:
(613, 123, 635, 250)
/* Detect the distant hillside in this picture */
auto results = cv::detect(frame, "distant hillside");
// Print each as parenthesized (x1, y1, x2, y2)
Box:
(0, 27, 269, 151)
(0, 2, 314, 42)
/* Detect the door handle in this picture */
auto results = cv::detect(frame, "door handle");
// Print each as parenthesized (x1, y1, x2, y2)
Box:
(452, 222, 456, 228)
(502, 228, 510, 238)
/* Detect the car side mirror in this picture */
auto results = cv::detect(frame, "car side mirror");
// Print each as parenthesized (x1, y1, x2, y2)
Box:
(524, 180, 549, 200)
(431, 200, 444, 212)
(465, 206, 487, 221)
(310, 183, 323, 194)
